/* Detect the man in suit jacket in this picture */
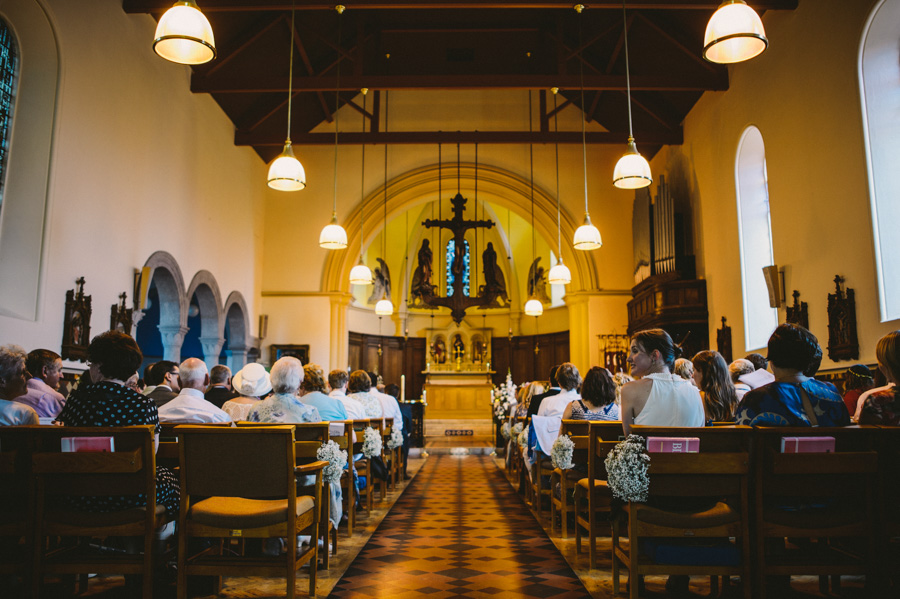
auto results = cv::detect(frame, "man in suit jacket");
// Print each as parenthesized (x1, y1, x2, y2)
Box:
(205, 364, 237, 408)
(527, 364, 561, 418)
(146, 360, 180, 408)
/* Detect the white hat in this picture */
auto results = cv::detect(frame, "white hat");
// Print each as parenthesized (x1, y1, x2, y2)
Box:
(232, 362, 272, 397)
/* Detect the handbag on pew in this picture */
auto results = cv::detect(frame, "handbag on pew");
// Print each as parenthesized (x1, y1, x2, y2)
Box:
(370, 456, 390, 481)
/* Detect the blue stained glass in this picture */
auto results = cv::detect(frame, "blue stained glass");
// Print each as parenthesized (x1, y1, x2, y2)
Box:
(445, 239, 470, 297)
(0, 19, 18, 214)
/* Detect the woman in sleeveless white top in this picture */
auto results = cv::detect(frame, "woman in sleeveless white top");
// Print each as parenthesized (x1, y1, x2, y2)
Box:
(633, 373, 705, 428)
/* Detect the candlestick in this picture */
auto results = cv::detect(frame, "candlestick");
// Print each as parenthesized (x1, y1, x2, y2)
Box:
(400, 374, 405, 401)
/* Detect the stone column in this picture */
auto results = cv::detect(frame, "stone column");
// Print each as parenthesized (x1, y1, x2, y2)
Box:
(329, 293, 353, 371)
(226, 347, 248, 372)
(199, 336, 225, 367)
(158, 325, 188, 362)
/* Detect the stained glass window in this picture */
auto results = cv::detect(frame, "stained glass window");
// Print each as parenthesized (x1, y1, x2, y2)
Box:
(0, 19, 18, 214)
(445, 239, 470, 297)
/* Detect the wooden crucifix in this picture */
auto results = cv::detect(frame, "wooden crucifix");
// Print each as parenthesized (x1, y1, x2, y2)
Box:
(421, 191, 498, 324)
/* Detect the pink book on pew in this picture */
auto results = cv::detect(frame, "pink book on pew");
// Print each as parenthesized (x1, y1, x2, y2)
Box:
(780, 436, 835, 453)
(646, 437, 700, 453)
(61, 437, 115, 453)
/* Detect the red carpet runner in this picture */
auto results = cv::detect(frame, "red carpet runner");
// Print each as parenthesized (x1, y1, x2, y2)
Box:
(330, 454, 589, 598)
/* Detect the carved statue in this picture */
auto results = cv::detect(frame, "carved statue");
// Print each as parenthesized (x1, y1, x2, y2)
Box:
(479, 242, 508, 306)
(368, 257, 392, 304)
(452, 334, 465, 362)
(410, 239, 436, 305)
(527, 257, 550, 303)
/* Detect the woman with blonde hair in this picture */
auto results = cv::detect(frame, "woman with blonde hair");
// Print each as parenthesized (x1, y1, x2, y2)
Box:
(859, 331, 900, 425)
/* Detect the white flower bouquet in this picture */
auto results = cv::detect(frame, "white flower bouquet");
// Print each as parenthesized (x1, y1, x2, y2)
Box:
(512, 422, 524, 436)
(604, 434, 650, 502)
(500, 421, 511, 440)
(362, 426, 383, 458)
(386, 427, 403, 450)
(551, 434, 575, 470)
(517, 424, 530, 449)
(317, 439, 348, 486)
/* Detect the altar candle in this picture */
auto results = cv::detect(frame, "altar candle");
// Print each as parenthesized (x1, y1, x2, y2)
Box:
(401, 374, 405, 401)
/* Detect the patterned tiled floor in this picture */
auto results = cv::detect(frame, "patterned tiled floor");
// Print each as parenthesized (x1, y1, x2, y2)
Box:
(330, 454, 590, 598)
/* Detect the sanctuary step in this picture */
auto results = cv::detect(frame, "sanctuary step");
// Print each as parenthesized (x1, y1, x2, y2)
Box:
(420, 418, 494, 455)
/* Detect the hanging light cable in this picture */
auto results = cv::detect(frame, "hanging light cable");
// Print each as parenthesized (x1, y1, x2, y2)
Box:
(613, 0, 652, 190)
(319, 6, 349, 248)
(703, 0, 768, 64)
(548, 88, 571, 286)
(375, 80, 393, 317)
(350, 89, 374, 285)
(524, 90, 543, 318)
(153, 1, 216, 65)
(572, 5, 603, 251)
(267, 0, 306, 191)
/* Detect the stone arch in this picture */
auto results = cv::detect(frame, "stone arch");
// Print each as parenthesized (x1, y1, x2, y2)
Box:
(321, 163, 599, 296)
(222, 291, 250, 371)
(141, 251, 187, 361)
(186, 270, 224, 364)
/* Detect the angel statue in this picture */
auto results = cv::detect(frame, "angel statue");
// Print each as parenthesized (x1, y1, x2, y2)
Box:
(368, 257, 392, 304)
(479, 242, 508, 307)
(527, 257, 550, 303)
(410, 239, 437, 306)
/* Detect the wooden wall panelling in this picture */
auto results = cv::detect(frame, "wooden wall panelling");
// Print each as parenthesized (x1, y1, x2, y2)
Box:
(490, 336, 510, 387)
(405, 337, 427, 400)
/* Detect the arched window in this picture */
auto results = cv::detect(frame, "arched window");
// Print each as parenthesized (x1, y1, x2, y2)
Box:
(860, 0, 900, 322)
(0, 18, 18, 214)
(735, 126, 778, 351)
(445, 239, 470, 297)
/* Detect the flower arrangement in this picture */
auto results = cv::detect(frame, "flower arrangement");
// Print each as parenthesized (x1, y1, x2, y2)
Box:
(386, 427, 403, 450)
(604, 434, 650, 502)
(500, 421, 511, 440)
(492, 371, 518, 420)
(362, 426, 383, 458)
(551, 434, 575, 470)
(317, 440, 348, 486)
(517, 424, 530, 449)
(512, 421, 524, 436)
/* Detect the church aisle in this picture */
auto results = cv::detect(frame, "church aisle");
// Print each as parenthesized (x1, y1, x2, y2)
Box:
(330, 454, 589, 598)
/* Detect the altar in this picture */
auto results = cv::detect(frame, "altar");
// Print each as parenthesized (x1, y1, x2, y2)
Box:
(422, 325, 494, 420)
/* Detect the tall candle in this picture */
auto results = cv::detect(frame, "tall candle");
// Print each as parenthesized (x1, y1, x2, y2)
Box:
(401, 374, 405, 401)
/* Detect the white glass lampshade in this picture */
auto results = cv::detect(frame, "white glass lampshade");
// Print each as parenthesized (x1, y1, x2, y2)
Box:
(573, 214, 603, 251)
(613, 138, 652, 189)
(349, 261, 373, 285)
(319, 216, 348, 250)
(375, 298, 393, 316)
(703, 0, 768, 64)
(548, 261, 571, 285)
(524, 298, 544, 317)
(153, 1, 216, 65)
(267, 142, 306, 191)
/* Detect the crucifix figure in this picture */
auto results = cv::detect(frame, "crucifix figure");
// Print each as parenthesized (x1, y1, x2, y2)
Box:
(421, 192, 497, 323)
(75, 276, 86, 299)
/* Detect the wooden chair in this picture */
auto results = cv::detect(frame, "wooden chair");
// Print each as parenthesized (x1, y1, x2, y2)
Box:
(573, 422, 622, 569)
(157, 421, 231, 469)
(383, 417, 400, 491)
(31, 425, 167, 599)
(530, 416, 559, 517)
(351, 419, 375, 514)
(550, 420, 590, 538)
(369, 417, 388, 501)
(176, 425, 325, 599)
(752, 426, 877, 599)
(612, 426, 752, 599)
(876, 426, 900, 594)
(328, 420, 354, 539)
(0, 426, 35, 586)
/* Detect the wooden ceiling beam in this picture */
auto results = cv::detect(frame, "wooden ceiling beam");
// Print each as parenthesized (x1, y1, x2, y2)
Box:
(234, 129, 683, 146)
(193, 72, 727, 93)
(201, 13, 285, 76)
(124, 1, 798, 13)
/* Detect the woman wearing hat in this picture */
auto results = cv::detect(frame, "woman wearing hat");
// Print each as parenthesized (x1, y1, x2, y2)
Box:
(222, 362, 272, 422)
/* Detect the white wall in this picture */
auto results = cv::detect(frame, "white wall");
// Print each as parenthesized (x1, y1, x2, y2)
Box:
(0, 0, 267, 365)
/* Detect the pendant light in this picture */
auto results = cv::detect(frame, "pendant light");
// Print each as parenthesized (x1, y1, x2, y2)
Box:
(703, 0, 768, 64)
(267, 0, 306, 192)
(572, 5, 603, 251)
(350, 89, 374, 286)
(523, 90, 543, 318)
(547, 87, 571, 286)
(613, 1, 652, 190)
(374, 84, 393, 317)
(319, 6, 349, 249)
(153, 1, 216, 65)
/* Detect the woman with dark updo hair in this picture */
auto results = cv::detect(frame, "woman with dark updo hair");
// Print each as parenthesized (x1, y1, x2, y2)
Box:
(734, 323, 849, 427)
(562, 367, 620, 421)
(56, 331, 179, 514)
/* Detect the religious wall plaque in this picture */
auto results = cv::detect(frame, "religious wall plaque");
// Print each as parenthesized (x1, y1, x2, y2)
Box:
(826, 275, 859, 361)
(785, 290, 809, 330)
(269, 344, 310, 366)
(110, 292, 133, 335)
(61, 277, 92, 362)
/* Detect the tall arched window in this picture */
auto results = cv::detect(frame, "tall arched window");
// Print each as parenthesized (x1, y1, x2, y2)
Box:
(736, 126, 778, 351)
(0, 18, 19, 214)
(860, 0, 900, 322)
(445, 239, 470, 297)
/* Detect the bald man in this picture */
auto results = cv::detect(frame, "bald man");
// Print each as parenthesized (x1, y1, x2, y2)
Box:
(158, 358, 232, 424)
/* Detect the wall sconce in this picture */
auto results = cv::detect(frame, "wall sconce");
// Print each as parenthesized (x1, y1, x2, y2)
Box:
(258, 314, 269, 340)
(762, 265, 785, 308)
